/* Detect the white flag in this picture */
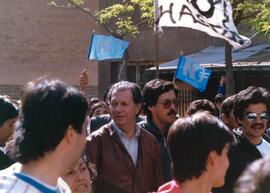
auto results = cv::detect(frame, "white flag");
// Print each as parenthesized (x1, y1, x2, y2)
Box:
(155, 0, 251, 48)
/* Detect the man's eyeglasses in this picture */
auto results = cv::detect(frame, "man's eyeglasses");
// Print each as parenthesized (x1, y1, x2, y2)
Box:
(157, 99, 179, 109)
(244, 112, 269, 122)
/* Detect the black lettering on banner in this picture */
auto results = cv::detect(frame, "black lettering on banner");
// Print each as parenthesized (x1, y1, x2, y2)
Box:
(179, 5, 197, 23)
(221, 0, 230, 30)
(190, 0, 215, 18)
(196, 14, 211, 27)
(157, 3, 176, 25)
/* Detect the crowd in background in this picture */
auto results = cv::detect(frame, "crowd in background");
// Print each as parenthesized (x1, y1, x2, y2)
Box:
(0, 70, 270, 193)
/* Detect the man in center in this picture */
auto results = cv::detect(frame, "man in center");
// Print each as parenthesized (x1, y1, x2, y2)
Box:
(139, 79, 178, 181)
(86, 81, 164, 193)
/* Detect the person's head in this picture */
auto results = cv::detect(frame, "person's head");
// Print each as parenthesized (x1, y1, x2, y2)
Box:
(142, 79, 178, 129)
(215, 94, 223, 111)
(89, 97, 100, 109)
(12, 79, 89, 167)
(62, 156, 92, 193)
(220, 95, 239, 130)
(186, 99, 216, 116)
(234, 156, 270, 193)
(168, 112, 234, 187)
(108, 81, 143, 130)
(89, 102, 107, 117)
(0, 96, 19, 146)
(234, 86, 270, 144)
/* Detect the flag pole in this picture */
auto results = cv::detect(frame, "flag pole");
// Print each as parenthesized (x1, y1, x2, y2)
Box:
(155, 28, 160, 79)
(154, 0, 160, 79)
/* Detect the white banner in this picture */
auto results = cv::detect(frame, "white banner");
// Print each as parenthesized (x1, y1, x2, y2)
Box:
(155, 0, 251, 48)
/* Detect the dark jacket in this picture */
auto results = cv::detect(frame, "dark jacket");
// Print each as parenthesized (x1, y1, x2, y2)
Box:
(213, 132, 262, 193)
(0, 149, 14, 170)
(90, 114, 145, 133)
(86, 122, 165, 193)
(139, 118, 172, 182)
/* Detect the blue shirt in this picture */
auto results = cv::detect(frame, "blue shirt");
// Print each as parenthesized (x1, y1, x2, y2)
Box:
(112, 121, 140, 165)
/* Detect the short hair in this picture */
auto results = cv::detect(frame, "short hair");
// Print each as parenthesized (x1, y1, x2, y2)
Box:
(234, 156, 270, 193)
(12, 79, 88, 164)
(89, 97, 100, 109)
(107, 81, 143, 105)
(142, 79, 176, 118)
(89, 102, 106, 117)
(186, 99, 216, 116)
(220, 95, 237, 118)
(0, 96, 19, 126)
(168, 112, 234, 183)
(234, 86, 270, 121)
(215, 94, 223, 103)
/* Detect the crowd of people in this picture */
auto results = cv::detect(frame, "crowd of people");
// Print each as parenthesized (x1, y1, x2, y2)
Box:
(0, 70, 270, 193)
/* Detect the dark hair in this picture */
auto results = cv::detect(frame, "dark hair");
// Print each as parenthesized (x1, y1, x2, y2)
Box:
(234, 156, 270, 193)
(215, 94, 223, 103)
(142, 79, 176, 118)
(186, 99, 216, 116)
(168, 111, 234, 183)
(13, 79, 88, 164)
(89, 97, 100, 109)
(234, 86, 270, 121)
(221, 95, 237, 118)
(108, 81, 143, 105)
(0, 96, 19, 126)
(89, 102, 107, 117)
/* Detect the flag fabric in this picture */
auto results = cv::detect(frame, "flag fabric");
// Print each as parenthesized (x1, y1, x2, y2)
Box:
(175, 56, 212, 92)
(88, 34, 129, 61)
(155, 0, 251, 49)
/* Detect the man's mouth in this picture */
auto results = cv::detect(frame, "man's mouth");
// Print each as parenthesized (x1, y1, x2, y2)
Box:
(251, 124, 264, 130)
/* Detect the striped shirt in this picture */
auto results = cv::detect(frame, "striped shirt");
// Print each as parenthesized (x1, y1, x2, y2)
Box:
(0, 163, 70, 193)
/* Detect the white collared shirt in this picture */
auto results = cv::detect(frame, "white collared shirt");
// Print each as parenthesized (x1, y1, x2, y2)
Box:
(112, 121, 140, 165)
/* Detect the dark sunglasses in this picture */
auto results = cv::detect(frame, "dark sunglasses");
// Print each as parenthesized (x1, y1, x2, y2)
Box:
(244, 112, 269, 122)
(157, 99, 179, 109)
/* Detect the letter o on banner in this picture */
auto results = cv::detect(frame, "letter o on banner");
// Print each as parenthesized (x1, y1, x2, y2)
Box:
(191, 0, 215, 18)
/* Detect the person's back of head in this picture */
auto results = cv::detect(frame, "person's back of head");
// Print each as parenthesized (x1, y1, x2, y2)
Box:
(168, 111, 234, 184)
(12, 79, 89, 164)
(220, 94, 239, 130)
(0, 96, 19, 145)
(234, 156, 270, 193)
(186, 99, 216, 116)
(234, 86, 270, 121)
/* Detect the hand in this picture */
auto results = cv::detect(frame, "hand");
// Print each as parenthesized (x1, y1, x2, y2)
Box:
(80, 69, 88, 92)
(220, 75, 226, 85)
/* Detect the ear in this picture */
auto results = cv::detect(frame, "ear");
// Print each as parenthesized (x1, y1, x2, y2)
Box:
(64, 125, 76, 145)
(207, 151, 218, 169)
(221, 113, 229, 124)
(148, 105, 155, 113)
(237, 118, 243, 126)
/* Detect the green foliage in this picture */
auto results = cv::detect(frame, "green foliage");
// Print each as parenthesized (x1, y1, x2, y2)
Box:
(49, 0, 270, 39)
(96, 0, 154, 37)
(247, 0, 270, 38)
(232, 0, 270, 38)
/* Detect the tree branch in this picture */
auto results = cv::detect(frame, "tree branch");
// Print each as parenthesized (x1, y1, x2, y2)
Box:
(65, 0, 121, 38)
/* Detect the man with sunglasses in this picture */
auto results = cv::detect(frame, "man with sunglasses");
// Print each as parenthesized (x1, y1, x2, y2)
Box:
(140, 79, 178, 181)
(213, 86, 270, 193)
